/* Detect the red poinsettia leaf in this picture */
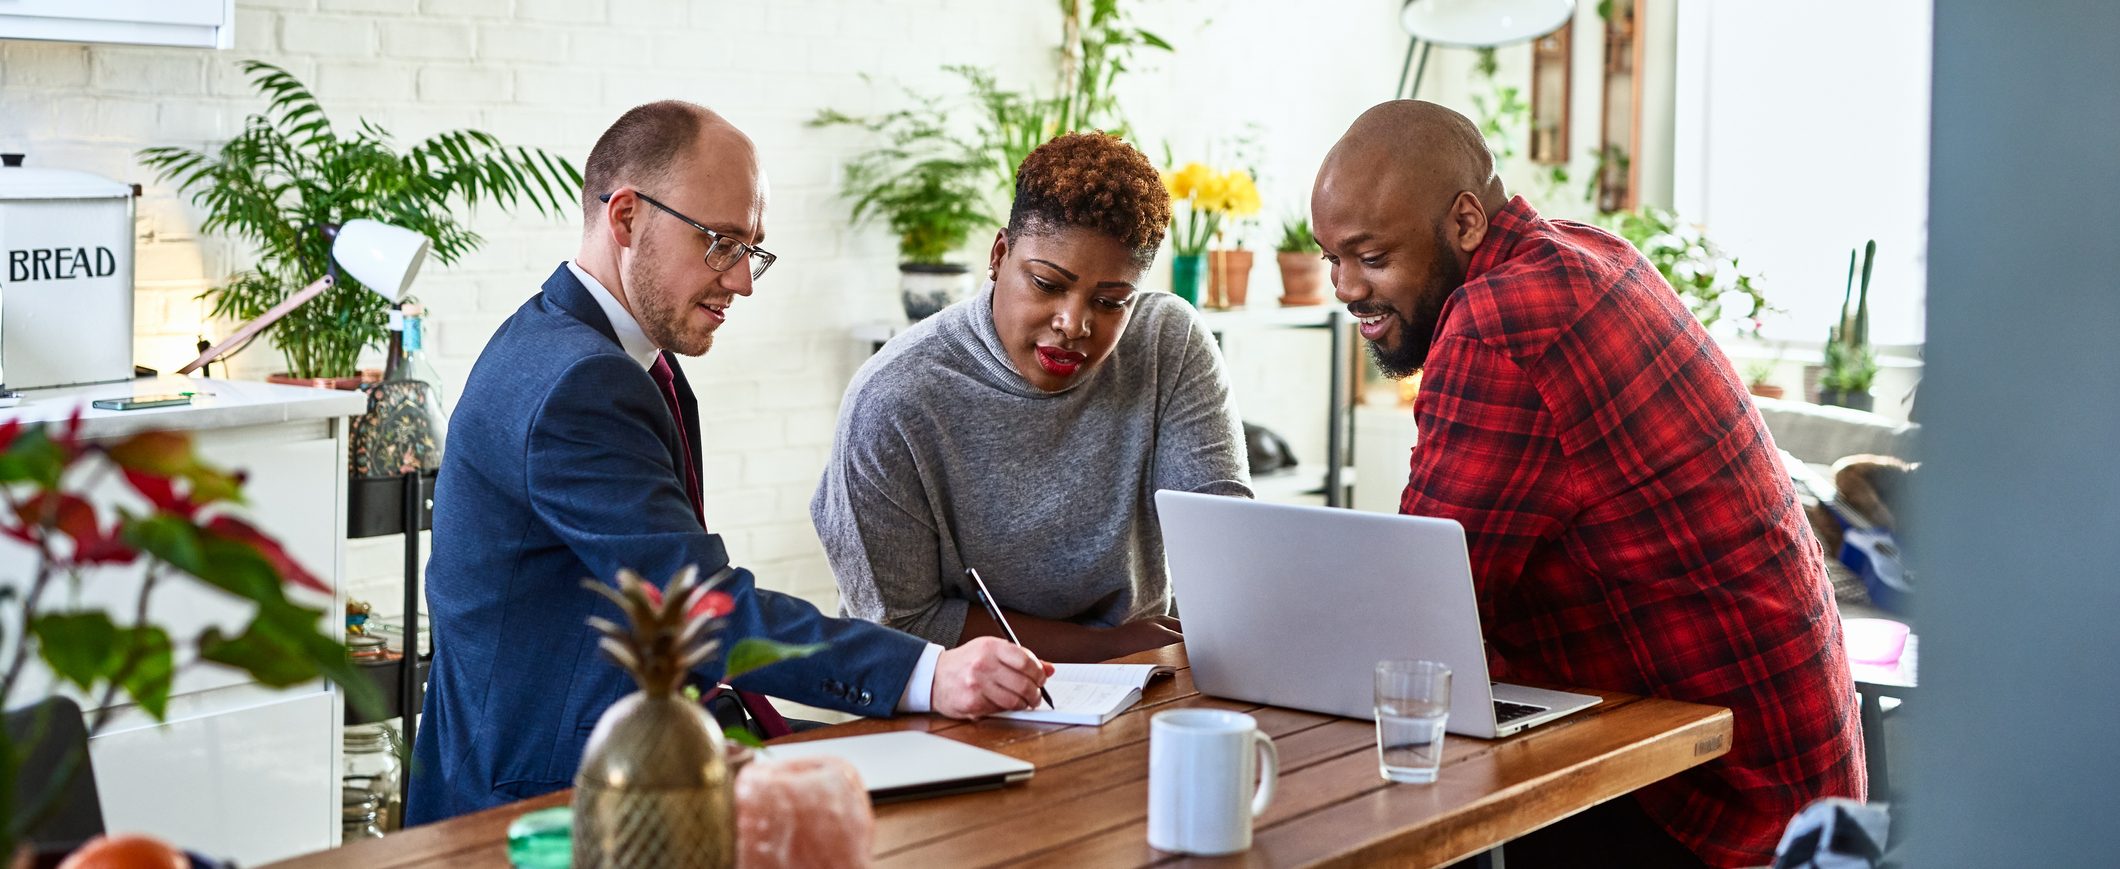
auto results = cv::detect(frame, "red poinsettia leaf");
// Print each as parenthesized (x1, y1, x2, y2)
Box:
(17, 492, 96, 540)
(203, 515, 328, 595)
(106, 430, 193, 477)
(75, 537, 140, 565)
(689, 590, 735, 621)
(0, 419, 21, 454)
(55, 408, 84, 456)
(123, 468, 198, 519)
(17, 492, 138, 566)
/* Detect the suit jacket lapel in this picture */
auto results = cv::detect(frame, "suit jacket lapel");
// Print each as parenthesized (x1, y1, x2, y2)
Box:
(544, 263, 698, 503)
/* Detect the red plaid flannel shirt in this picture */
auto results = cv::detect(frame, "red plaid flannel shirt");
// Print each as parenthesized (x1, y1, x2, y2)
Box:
(1401, 197, 1866, 866)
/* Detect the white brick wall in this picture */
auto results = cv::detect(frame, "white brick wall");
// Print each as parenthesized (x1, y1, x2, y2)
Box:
(0, 0, 1410, 624)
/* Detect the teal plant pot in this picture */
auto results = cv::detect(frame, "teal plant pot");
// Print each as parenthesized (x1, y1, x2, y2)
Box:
(1170, 253, 1205, 307)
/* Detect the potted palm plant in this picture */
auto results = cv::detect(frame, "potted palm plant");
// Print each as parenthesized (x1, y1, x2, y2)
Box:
(1275, 214, 1328, 307)
(1819, 241, 1880, 411)
(813, 1, 1171, 322)
(811, 96, 993, 323)
(139, 62, 579, 385)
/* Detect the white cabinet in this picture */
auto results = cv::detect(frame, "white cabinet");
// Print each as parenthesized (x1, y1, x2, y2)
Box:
(0, 377, 366, 863)
(0, 0, 234, 49)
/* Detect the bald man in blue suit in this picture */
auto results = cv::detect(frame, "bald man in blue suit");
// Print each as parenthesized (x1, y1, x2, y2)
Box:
(408, 102, 1051, 823)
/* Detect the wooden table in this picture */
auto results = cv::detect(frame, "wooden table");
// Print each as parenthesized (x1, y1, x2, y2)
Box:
(268, 645, 1731, 869)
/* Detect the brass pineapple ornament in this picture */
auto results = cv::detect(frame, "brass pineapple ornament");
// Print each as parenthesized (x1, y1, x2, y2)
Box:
(572, 564, 740, 869)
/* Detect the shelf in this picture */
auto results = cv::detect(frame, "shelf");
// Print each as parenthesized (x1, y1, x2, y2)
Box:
(854, 302, 1347, 345)
(1194, 303, 1343, 333)
(852, 321, 906, 345)
(1250, 463, 1356, 503)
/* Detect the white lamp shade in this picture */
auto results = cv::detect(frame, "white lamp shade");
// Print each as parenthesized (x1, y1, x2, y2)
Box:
(333, 218, 431, 302)
(1400, 0, 1576, 47)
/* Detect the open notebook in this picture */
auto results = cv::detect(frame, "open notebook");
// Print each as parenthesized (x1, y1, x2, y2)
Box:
(991, 662, 1175, 726)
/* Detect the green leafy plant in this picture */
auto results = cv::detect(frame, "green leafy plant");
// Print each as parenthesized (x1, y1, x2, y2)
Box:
(1599, 205, 1770, 335)
(1470, 47, 1530, 170)
(811, 92, 995, 265)
(958, 0, 1171, 194)
(1822, 240, 1880, 394)
(814, 0, 1171, 259)
(1277, 215, 1320, 254)
(0, 420, 378, 858)
(140, 62, 580, 380)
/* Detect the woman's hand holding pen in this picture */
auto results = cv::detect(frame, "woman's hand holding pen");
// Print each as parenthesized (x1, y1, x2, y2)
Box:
(931, 636, 1055, 719)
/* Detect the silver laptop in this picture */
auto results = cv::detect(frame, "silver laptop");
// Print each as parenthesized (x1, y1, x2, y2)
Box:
(758, 731, 1033, 802)
(1155, 490, 1600, 738)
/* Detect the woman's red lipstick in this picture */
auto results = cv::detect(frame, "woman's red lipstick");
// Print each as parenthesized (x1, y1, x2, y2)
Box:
(1036, 345, 1086, 377)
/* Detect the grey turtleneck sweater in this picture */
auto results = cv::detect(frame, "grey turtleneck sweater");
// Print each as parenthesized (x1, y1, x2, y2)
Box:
(811, 286, 1251, 646)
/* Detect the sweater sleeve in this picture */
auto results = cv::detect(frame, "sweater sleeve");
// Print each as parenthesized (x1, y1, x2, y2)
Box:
(810, 379, 971, 647)
(1150, 301, 1253, 498)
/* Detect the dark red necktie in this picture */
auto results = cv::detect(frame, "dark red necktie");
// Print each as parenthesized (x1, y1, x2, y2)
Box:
(652, 354, 791, 737)
(649, 353, 706, 527)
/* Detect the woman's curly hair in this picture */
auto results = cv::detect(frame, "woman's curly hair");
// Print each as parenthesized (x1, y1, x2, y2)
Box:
(1006, 132, 1170, 269)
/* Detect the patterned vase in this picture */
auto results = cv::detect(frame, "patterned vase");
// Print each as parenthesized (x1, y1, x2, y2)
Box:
(572, 693, 734, 868)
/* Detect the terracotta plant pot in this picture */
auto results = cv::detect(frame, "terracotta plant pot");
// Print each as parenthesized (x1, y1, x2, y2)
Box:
(1206, 249, 1254, 309)
(268, 369, 381, 391)
(1748, 383, 1786, 400)
(1276, 252, 1328, 306)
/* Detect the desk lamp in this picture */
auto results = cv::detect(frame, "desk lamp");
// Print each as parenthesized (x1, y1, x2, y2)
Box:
(179, 219, 432, 375)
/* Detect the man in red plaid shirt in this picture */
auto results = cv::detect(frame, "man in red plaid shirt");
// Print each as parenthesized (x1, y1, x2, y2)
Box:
(1312, 101, 1865, 867)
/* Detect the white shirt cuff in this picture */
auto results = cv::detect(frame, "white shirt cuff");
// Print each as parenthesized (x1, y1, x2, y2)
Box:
(896, 642, 945, 713)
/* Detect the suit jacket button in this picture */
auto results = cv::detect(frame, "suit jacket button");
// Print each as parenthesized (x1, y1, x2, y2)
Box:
(858, 691, 872, 705)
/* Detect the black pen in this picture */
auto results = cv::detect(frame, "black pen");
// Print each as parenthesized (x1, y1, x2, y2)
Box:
(965, 567, 1056, 711)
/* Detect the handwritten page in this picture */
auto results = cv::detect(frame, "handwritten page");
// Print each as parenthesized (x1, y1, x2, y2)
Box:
(991, 662, 1173, 726)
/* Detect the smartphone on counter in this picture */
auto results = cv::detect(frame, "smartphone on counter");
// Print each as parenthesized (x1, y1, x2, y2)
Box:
(91, 393, 193, 411)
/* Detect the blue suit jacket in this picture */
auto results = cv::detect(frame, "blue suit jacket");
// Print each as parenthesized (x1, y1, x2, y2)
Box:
(408, 265, 925, 823)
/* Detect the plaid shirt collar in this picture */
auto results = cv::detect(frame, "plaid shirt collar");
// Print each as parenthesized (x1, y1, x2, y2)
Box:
(1464, 195, 1544, 286)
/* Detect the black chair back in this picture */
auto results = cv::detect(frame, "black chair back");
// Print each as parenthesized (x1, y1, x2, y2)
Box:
(4, 696, 106, 852)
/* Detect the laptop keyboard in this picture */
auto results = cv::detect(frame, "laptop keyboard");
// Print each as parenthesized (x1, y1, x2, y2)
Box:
(1493, 700, 1548, 724)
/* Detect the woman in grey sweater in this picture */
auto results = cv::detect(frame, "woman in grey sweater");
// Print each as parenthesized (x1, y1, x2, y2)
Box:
(812, 133, 1251, 663)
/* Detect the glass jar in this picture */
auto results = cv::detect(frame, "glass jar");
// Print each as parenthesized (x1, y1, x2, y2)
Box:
(344, 721, 405, 832)
(342, 786, 385, 841)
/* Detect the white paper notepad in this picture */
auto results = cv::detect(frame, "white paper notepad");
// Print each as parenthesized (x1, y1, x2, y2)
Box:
(991, 662, 1175, 726)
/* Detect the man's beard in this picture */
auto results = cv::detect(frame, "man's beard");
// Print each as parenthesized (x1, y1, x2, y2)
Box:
(625, 230, 714, 356)
(1360, 233, 1465, 379)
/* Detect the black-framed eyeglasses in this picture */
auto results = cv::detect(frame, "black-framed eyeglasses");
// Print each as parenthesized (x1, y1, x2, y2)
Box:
(601, 190, 777, 280)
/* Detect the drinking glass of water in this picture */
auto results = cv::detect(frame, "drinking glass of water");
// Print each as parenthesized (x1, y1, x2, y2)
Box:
(1375, 659, 1451, 783)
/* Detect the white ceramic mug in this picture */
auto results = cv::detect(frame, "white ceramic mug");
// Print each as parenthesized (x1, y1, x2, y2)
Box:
(1147, 708, 1279, 855)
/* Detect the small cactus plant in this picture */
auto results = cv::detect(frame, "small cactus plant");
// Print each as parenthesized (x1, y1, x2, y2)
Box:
(1821, 240, 1880, 408)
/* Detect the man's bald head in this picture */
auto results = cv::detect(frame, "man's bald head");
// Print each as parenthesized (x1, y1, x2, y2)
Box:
(580, 100, 757, 230)
(1310, 101, 1508, 379)
(1317, 100, 1503, 217)
(576, 100, 768, 359)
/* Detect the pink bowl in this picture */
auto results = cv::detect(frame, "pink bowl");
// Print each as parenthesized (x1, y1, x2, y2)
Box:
(1843, 618, 1911, 666)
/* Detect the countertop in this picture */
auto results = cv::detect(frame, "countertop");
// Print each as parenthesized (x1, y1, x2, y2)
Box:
(0, 376, 370, 439)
